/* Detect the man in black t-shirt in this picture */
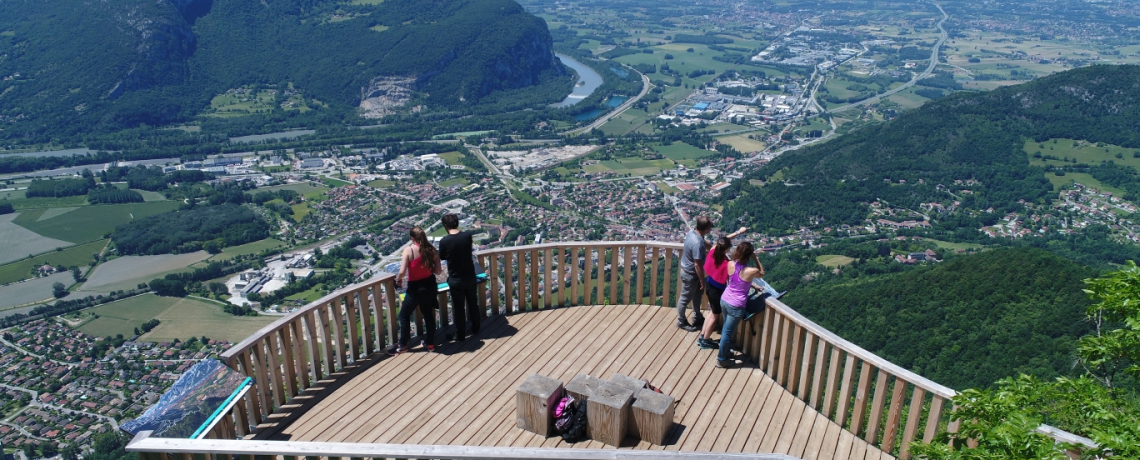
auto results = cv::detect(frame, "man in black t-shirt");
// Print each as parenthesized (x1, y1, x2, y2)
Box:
(438, 213, 480, 341)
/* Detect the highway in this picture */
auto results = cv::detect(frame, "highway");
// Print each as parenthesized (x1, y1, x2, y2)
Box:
(829, 3, 949, 113)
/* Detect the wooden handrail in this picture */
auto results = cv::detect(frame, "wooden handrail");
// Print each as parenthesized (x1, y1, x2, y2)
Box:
(167, 239, 1088, 457)
(219, 272, 397, 361)
(127, 430, 800, 459)
(758, 294, 956, 399)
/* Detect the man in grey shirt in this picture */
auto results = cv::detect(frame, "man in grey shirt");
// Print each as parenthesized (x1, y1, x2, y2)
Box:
(677, 216, 713, 331)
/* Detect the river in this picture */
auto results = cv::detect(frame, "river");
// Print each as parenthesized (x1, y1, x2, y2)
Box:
(550, 53, 603, 108)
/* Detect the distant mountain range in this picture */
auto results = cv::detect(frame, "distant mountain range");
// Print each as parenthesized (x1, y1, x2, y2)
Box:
(720, 64, 1140, 234)
(0, 0, 565, 135)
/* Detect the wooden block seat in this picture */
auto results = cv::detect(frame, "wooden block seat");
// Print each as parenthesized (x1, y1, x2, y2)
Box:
(565, 374, 602, 402)
(610, 373, 648, 433)
(516, 374, 563, 437)
(632, 388, 675, 445)
(587, 381, 634, 446)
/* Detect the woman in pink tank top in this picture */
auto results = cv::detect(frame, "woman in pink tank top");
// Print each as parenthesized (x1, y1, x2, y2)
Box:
(717, 241, 765, 368)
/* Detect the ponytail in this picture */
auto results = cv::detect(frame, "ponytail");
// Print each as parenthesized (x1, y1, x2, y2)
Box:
(713, 236, 731, 265)
(409, 227, 438, 273)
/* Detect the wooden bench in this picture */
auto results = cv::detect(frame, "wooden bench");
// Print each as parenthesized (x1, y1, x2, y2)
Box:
(587, 381, 634, 446)
(632, 388, 675, 445)
(565, 374, 602, 402)
(516, 374, 563, 437)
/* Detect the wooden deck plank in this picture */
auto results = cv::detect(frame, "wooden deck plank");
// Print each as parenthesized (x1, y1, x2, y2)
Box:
(800, 411, 834, 460)
(249, 304, 851, 456)
(421, 306, 609, 447)
(299, 313, 528, 443)
(757, 385, 797, 452)
(834, 426, 857, 460)
(651, 328, 722, 450)
(817, 423, 844, 460)
(710, 370, 768, 452)
(387, 307, 592, 445)
(738, 375, 789, 452)
(691, 365, 749, 452)
(787, 401, 820, 458)
(312, 314, 532, 442)
(773, 399, 809, 454)
(432, 305, 607, 447)
(725, 369, 780, 452)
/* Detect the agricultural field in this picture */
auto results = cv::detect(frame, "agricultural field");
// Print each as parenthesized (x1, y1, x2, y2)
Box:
(76, 293, 277, 342)
(257, 183, 328, 198)
(885, 87, 939, 109)
(0, 191, 88, 210)
(1046, 172, 1123, 195)
(654, 181, 679, 194)
(438, 177, 470, 188)
(1025, 138, 1140, 169)
(79, 252, 210, 293)
(600, 158, 676, 176)
(285, 285, 325, 304)
(137, 190, 168, 201)
(141, 297, 277, 343)
(0, 239, 108, 286)
(321, 177, 352, 187)
(438, 151, 466, 165)
(922, 238, 985, 252)
(196, 238, 287, 265)
(12, 201, 179, 244)
(0, 272, 73, 310)
(209, 87, 289, 117)
(0, 213, 72, 265)
(652, 142, 715, 161)
(816, 255, 856, 268)
(76, 293, 177, 337)
(291, 202, 311, 222)
(718, 134, 767, 153)
(366, 179, 395, 188)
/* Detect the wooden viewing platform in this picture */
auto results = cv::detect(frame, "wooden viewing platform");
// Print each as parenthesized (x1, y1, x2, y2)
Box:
(125, 241, 1090, 460)
(252, 304, 889, 459)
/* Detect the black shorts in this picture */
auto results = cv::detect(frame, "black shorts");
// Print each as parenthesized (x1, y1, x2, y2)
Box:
(705, 282, 724, 315)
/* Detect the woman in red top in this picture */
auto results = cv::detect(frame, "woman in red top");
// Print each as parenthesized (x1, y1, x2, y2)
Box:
(698, 227, 747, 349)
(389, 226, 442, 355)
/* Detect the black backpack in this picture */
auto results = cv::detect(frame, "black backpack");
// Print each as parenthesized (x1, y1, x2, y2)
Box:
(560, 400, 589, 443)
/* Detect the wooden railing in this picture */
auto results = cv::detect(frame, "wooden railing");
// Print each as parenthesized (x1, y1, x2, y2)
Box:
(130, 240, 1090, 459)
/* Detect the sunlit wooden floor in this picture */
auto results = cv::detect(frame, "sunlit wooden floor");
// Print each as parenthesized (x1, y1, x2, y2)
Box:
(252, 304, 893, 459)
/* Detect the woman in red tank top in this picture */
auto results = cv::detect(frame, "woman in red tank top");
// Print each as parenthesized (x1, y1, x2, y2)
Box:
(389, 226, 442, 355)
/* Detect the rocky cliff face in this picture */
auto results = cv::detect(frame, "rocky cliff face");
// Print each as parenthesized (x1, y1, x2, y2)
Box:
(483, 30, 562, 95)
(106, 0, 198, 98)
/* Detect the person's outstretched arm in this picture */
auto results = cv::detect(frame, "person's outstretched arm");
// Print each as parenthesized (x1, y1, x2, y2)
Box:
(727, 226, 748, 239)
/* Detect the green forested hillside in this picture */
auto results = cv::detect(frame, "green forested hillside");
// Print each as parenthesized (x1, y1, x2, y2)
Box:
(783, 248, 1096, 390)
(0, 0, 566, 136)
(720, 65, 1140, 234)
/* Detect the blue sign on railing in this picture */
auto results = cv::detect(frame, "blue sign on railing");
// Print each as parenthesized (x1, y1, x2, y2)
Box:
(121, 359, 251, 438)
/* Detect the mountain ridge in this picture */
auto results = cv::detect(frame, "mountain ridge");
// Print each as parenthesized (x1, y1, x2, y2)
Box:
(0, 0, 567, 134)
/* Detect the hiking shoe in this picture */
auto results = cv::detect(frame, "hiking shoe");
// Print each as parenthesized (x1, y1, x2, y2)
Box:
(692, 316, 705, 330)
(698, 338, 719, 350)
(387, 345, 407, 356)
(716, 359, 737, 369)
(421, 340, 436, 353)
(676, 320, 698, 332)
